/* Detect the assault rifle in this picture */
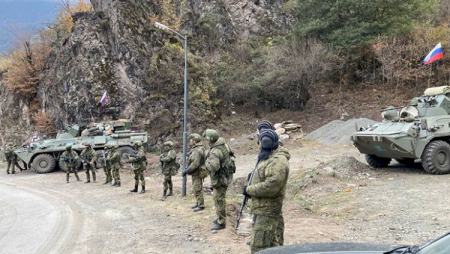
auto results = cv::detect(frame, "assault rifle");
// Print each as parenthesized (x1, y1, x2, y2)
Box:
(82, 157, 98, 172)
(235, 161, 259, 231)
(63, 156, 77, 163)
(102, 150, 107, 168)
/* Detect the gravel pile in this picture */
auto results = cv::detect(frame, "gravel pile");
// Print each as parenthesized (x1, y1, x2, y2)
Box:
(305, 118, 377, 145)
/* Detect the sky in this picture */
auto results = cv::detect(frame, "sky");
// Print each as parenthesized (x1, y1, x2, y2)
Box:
(0, 0, 61, 54)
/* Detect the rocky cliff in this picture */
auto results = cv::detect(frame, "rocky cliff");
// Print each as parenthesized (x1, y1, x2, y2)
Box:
(2, 0, 292, 147)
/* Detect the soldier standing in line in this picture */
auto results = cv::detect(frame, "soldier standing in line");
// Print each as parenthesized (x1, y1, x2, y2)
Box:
(107, 144, 122, 187)
(203, 129, 232, 231)
(4, 142, 18, 174)
(182, 133, 206, 212)
(60, 144, 81, 183)
(244, 129, 290, 253)
(103, 145, 112, 184)
(159, 141, 177, 201)
(129, 141, 146, 194)
(256, 120, 288, 246)
(80, 143, 97, 183)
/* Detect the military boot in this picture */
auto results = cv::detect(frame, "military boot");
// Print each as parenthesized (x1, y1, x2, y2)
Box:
(130, 185, 138, 192)
(160, 190, 166, 201)
(140, 186, 145, 194)
(6, 171, 10, 174)
(210, 223, 226, 231)
(93, 173, 96, 183)
(85, 180, 90, 183)
(115, 182, 121, 187)
(112, 181, 117, 186)
(167, 188, 173, 196)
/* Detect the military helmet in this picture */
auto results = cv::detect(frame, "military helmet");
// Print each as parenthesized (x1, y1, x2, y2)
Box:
(203, 129, 219, 143)
(66, 144, 72, 150)
(133, 141, 142, 147)
(163, 141, 174, 147)
(113, 144, 119, 149)
(85, 143, 92, 147)
(189, 133, 202, 142)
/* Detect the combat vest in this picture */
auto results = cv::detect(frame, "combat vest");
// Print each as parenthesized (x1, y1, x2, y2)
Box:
(207, 138, 235, 187)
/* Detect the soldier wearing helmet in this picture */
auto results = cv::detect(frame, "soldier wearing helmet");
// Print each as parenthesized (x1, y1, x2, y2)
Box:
(183, 133, 206, 212)
(80, 143, 97, 183)
(59, 144, 81, 183)
(129, 141, 147, 194)
(106, 144, 122, 187)
(203, 129, 232, 230)
(4, 142, 18, 174)
(159, 141, 177, 201)
(103, 144, 113, 184)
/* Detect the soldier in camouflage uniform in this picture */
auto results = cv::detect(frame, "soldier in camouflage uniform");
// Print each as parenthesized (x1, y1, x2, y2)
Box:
(159, 141, 177, 201)
(256, 120, 288, 246)
(182, 133, 206, 212)
(4, 142, 18, 174)
(107, 144, 121, 187)
(59, 144, 81, 183)
(80, 143, 97, 183)
(203, 129, 231, 231)
(103, 145, 112, 184)
(244, 129, 290, 253)
(129, 141, 146, 194)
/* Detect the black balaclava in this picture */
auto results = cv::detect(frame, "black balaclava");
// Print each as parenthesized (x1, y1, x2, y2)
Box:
(257, 120, 275, 145)
(258, 130, 279, 162)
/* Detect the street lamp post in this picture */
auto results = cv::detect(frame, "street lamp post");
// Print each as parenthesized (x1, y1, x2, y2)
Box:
(155, 22, 188, 197)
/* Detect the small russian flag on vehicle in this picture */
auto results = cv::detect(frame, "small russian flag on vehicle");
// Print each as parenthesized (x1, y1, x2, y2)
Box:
(100, 91, 108, 106)
(423, 43, 443, 65)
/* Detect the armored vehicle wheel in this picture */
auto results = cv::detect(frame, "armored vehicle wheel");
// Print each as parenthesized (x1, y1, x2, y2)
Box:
(395, 158, 416, 165)
(119, 146, 135, 163)
(32, 154, 56, 174)
(95, 150, 106, 169)
(421, 140, 450, 174)
(58, 151, 81, 172)
(365, 154, 391, 168)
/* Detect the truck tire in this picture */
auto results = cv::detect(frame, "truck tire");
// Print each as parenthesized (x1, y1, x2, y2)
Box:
(421, 140, 450, 174)
(119, 146, 135, 163)
(365, 154, 391, 168)
(58, 151, 81, 172)
(32, 154, 56, 174)
(95, 150, 106, 169)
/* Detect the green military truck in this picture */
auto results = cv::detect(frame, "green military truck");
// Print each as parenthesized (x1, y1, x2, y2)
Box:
(14, 120, 147, 174)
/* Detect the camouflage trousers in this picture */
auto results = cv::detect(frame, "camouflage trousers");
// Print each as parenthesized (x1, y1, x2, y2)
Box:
(104, 165, 112, 183)
(212, 185, 227, 225)
(84, 163, 96, 182)
(6, 159, 18, 173)
(134, 169, 145, 186)
(112, 166, 121, 184)
(66, 166, 80, 182)
(192, 176, 204, 208)
(162, 174, 172, 192)
(276, 213, 285, 246)
(250, 215, 279, 253)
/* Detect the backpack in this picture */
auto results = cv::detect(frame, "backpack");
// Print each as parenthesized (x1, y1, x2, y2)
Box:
(198, 149, 209, 180)
(220, 144, 236, 185)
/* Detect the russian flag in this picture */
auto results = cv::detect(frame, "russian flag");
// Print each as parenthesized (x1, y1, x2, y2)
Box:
(100, 91, 108, 106)
(423, 43, 443, 65)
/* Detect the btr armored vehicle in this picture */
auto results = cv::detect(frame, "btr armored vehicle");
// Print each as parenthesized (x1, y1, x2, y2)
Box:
(351, 86, 450, 174)
(14, 119, 147, 174)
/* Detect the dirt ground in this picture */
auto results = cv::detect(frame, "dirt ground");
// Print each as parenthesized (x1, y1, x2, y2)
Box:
(2, 136, 450, 253)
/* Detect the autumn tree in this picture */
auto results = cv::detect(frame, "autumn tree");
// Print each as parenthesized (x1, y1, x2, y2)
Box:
(53, 0, 93, 38)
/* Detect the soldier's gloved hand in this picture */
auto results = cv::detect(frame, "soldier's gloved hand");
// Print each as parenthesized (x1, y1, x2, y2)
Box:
(243, 186, 251, 198)
(182, 171, 187, 177)
(64, 158, 70, 162)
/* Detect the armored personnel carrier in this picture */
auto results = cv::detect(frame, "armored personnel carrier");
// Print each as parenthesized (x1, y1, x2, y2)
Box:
(352, 86, 450, 175)
(14, 119, 147, 174)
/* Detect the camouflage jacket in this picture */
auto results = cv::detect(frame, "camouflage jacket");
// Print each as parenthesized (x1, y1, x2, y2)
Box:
(107, 149, 121, 168)
(186, 144, 206, 176)
(160, 149, 176, 175)
(205, 137, 229, 187)
(247, 146, 290, 216)
(4, 145, 17, 161)
(80, 148, 96, 164)
(130, 147, 146, 170)
(59, 150, 79, 168)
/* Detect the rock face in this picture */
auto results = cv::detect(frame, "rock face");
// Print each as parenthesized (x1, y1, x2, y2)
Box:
(6, 0, 293, 147)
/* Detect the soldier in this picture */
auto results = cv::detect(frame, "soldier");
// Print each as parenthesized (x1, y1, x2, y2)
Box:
(256, 120, 287, 246)
(80, 143, 97, 183)
(103, 145, 112, 184)
(203, 129, 232, 231)
(182, 133, 206, 212)
(4, 142, 18, 174)
(60, 144, 81, 183)
(244, 130, 290, 253)
(129, 141, 146, 194)
(107, 144, 122, 187)
(159, 141, 177, 201)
